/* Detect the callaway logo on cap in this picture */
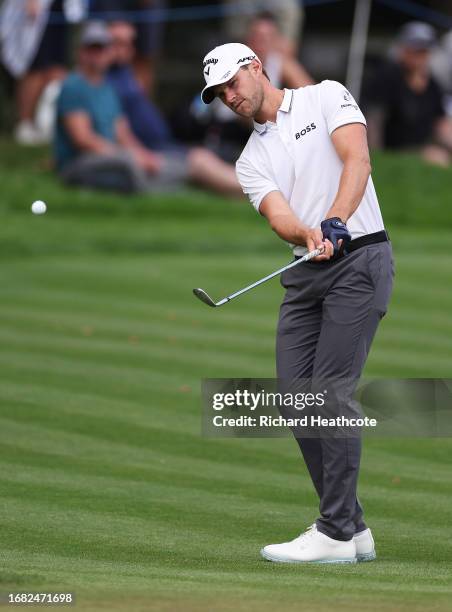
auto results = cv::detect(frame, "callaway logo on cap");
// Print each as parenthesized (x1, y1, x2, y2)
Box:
(201, 43, 261, 104)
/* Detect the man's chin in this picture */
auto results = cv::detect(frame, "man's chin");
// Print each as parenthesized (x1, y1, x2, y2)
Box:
(234, 104, 253, 118)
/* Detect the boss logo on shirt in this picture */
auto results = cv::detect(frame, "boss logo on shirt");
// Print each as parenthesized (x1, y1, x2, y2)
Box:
(295, 123, 316, 139)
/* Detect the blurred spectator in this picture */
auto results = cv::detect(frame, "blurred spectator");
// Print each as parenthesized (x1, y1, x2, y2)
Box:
(174, 11, 313, 163)
(89, 0, 166, 95)
(107, 20, 173, 150)
(0, 0, 76, 145)
(431, 30, 452, 115)
(55, 22, 242, 196)
(223, 0, 303, 58)
(363, 22, 452, 167)
(245, 11, 313, 88)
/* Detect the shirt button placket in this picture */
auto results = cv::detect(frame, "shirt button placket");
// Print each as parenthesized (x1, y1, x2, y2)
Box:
(277, 118, 295, 160)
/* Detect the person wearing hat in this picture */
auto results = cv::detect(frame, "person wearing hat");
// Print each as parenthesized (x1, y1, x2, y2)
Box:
(363, 21, 452, 167)
(54, 22, 242, 194)
(201, 42, 394, 563)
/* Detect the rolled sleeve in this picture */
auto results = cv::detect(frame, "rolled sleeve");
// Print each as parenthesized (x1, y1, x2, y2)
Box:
(235, 157, 279, 212)
(320, 80, 367, 135)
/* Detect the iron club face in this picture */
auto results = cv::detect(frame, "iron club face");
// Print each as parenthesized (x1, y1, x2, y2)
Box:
(193, 288, 217, 307)
(193, 288, 229, 308)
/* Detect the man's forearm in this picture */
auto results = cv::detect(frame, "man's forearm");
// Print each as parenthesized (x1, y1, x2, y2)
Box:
(63, 112, 118, 156)
(325, 156, 371, 222)
(115, 122, 152, 165)
(259, 191, 334, 260)
(76, 134, 117, 155)
(116, 117, 146, 154)
(267, 212, 310, 245)
(117, 132, 142, 154)
(260, 191, 310, 245)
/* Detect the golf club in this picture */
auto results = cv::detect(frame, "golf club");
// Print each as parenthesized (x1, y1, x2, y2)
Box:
(193, 246, 324, 308)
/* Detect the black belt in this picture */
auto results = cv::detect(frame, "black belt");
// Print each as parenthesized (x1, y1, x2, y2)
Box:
(295, 230, 389, 259)
(345, 230, 389, 253)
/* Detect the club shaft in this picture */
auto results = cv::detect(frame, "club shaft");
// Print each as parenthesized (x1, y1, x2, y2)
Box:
(218, 248, 323, 305)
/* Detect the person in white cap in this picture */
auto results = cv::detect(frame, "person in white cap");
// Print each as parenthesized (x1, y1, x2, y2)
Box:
(201, 43, 394, 564)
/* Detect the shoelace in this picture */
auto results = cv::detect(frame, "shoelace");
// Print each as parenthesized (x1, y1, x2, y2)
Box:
(294, 524, 318, 547)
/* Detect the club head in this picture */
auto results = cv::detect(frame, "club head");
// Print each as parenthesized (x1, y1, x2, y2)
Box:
(193, 288, 217, 307)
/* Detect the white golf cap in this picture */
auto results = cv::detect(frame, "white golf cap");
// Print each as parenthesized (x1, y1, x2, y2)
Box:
(201, 43, 260, 104)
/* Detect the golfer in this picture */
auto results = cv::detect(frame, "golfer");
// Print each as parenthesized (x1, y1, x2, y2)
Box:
(200, 43, 394, 564)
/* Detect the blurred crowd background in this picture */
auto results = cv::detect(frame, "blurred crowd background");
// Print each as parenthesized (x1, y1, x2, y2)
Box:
(1, 0, 452, 195)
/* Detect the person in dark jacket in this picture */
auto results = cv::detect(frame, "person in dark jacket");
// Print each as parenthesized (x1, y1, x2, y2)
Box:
(363, 22, 452, 167)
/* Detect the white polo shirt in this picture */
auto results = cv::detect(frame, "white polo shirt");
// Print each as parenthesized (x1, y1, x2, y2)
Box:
(235, 80, 385, 256)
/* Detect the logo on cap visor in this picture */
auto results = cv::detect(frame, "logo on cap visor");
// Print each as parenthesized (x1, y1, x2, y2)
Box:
(237, 55, 256, 64)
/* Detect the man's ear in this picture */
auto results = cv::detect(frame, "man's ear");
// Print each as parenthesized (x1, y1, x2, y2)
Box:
(249, 59, 262, 76)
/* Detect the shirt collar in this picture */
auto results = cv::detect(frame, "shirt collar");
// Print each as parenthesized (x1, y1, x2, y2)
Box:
(253, 88, 293, 134)
(280, 87, 293, 113)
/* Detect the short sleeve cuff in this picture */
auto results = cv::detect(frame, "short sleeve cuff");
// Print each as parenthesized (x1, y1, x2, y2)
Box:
(253, 187, 280, 212)
(327, 117, 367, 136)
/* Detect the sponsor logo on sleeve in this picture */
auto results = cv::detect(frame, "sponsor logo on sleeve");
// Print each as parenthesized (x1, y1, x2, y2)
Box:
(341, 90, 358, 110)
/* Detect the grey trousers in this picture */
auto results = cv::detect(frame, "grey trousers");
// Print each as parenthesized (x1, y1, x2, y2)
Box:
(60, 150, 188, 193)
(276, 241, 394, 541)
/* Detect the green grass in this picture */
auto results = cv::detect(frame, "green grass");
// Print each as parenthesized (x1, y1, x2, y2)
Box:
(0, 141, 452, 611)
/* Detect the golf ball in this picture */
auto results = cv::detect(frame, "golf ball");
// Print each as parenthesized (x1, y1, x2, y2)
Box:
(31, 200, 47, 215)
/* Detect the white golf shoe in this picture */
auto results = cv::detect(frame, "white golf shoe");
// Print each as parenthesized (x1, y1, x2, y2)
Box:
(354, 528, 376, 562)
(261, 524, 357, 564)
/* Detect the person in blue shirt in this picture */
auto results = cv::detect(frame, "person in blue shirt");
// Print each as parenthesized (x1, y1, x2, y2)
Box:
(55, 21, 242, 195)
(106, 20, 173, 151)
(56, 72, 122, 169)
